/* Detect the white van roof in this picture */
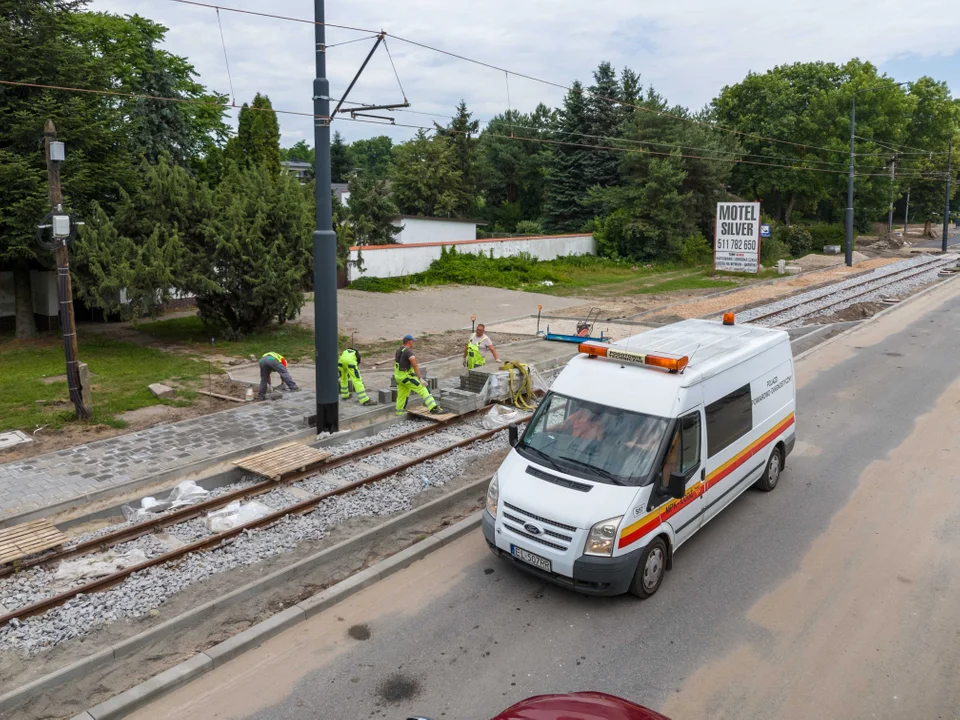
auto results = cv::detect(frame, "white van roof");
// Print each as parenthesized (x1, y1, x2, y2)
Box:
(550, 319, 790, 417)
(611, 319, 788, 385)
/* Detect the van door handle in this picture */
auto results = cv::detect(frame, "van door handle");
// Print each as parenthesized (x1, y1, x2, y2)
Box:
(701, 468, 705, 480)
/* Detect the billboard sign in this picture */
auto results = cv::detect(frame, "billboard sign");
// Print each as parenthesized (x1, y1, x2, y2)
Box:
(714, 202, 761, 273)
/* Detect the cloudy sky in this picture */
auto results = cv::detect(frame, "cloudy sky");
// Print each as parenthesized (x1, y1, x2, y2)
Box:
(89, 0, 960, 148)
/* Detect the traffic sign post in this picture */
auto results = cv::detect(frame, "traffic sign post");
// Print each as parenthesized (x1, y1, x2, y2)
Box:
(714, 202, 761, 274)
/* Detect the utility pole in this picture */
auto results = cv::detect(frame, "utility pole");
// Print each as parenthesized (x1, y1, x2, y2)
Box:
(904, 189, 910, 235)
(845, 96, 856, 267)
(887, 157, 895, 234)
(44, 119, 90, 420)
(311, 0, 339, 434)
(943, 137, 953, 253)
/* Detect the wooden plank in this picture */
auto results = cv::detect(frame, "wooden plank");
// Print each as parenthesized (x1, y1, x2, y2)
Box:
(0, 519, 67, 565)
(233, 442, 332, 479)
(407, 406, 457, 422)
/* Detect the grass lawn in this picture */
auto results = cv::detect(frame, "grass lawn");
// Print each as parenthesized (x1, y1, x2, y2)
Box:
(137, 315, 322, 362)
(0, 334, 211, 433)
(348, 254, 778, 297)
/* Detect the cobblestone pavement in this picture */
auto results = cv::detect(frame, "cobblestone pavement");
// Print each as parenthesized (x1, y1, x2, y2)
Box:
(0, 391, 349, 524)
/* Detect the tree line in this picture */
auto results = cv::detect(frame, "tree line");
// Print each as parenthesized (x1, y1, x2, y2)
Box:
(2, 1, 958, 340)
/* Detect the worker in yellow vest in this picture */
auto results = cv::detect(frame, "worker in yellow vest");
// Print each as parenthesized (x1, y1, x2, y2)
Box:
(258, 352, 299, 400)
(394, 335, 442, 416)
(338, 348, 375, 405)
(463, 323, 499, 369)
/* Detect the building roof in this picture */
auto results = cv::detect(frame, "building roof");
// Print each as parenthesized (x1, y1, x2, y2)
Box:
(393, 215, 488, 225)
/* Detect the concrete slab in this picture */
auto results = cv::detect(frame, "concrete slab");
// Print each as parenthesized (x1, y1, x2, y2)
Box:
(296, 285, 582, 343)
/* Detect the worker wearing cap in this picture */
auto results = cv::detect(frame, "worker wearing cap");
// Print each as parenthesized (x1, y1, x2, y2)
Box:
(338, 348, 374, 406)
(463, 323, 500, 370)
(394, 335, 442, 416)
(258, 352, 299, 400)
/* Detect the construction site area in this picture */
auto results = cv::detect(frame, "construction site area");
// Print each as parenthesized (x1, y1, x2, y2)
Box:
(1, 229, 959, 718)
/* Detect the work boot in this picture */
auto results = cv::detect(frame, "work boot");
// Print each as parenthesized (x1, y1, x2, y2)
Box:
(360, 399, 378, 406)
(429, 406, 445, 414)
(283, 385, 301, 393)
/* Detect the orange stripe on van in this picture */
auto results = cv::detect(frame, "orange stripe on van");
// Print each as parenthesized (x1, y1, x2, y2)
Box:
(617, 412, 795, 550)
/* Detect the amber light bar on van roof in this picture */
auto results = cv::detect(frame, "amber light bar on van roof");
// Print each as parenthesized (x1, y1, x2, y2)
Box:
(578, 343, 689, 373)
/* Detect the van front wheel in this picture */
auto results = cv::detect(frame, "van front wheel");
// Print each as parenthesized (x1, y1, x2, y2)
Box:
(629, 537, 667, 599)
(754, 446, 782, 492)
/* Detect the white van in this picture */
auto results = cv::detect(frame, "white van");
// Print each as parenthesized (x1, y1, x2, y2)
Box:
(482, 317, 796, 598)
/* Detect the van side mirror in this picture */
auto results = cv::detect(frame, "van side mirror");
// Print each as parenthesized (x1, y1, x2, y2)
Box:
(667, 472, 686, 500)
(508, 423, 519, 447)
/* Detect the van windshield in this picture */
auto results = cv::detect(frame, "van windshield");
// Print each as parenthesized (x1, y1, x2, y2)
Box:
(517, 392, 669, 486)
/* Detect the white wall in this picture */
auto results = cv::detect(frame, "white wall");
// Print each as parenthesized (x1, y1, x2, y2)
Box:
(391, 217, 478, 245)
(0, 272, 13, 318)
(30, 270, 59, 316)
(348, 234, 596, 281)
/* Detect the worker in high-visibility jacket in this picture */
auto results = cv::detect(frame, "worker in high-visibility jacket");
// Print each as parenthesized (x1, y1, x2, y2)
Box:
(394, 335, 442, 416)
(463, 323, 499, 370)
(258, 352, 299, 400)
(338, 348, 375, 405)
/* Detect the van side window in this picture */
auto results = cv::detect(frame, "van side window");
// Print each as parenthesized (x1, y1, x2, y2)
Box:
(705, 384, 753, 457)
(680, 412, 701, 473)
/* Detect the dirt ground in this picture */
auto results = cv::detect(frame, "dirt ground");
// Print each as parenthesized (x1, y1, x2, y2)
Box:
(308, 286, 581, 344)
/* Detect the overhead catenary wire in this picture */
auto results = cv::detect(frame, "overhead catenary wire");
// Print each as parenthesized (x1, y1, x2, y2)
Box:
(339, 115, 950, 180)
(162, 0, 954, 160)
(214, 8, 235, 105)
(2, 78, 948, 180)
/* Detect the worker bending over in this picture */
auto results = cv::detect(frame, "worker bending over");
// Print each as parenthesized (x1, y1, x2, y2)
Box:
(338, 348, 375, 405)
(464, 323, 500, 369)
(395, 335, 443, 416)
(258, 352, 299, 400)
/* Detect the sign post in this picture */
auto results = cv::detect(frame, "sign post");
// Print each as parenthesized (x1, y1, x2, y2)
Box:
(714, 201, 761, 274)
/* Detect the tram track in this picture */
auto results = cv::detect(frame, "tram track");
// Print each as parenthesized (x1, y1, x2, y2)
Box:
(0, 409, 525, 629)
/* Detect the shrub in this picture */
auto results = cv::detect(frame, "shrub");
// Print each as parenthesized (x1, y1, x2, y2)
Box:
(774, 225, 813, 257)
(514, 220, 544, 235)
(805, 223, 845, 249)
(679, 233, 713, 266)
(760, 236, 787, 265)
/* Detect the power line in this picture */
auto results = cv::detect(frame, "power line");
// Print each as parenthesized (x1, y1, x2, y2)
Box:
(4, 77, 946, 181)
(214, 8, 235, 105)
(163, 0, 378, 35)
(0, 78, 326, 121)
(163, 0, 953, 160)
(340, 115, 948, 179)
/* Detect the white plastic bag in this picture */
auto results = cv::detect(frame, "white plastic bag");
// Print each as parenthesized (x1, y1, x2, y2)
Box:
(166, 480, 209, 508)
(54, 549, 148, 585)
(121, 495, 169, 522)
(205, 500, 272, 533)
(482, 404, 523, 430)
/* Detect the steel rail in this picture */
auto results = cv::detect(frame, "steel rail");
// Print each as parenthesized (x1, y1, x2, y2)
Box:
(0, 416, 525, 627)
(0, 409, 490, 580)
(748, 256, 953, 326)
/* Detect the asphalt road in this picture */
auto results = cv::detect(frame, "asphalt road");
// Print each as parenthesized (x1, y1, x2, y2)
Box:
(131, 278, 960, 720)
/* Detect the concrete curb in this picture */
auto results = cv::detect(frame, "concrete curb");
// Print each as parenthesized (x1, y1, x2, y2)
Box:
(793, 270, 960, 363)
(0, 476, 490, 716)
(78, 510, 483, 720)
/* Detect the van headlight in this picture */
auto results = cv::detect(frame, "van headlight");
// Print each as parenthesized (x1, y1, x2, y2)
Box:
(584, 516, 623, 557)
(485, 473, 499, 517)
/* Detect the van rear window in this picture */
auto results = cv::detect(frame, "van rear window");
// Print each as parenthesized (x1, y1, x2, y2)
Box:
(705, 384, 753, 457)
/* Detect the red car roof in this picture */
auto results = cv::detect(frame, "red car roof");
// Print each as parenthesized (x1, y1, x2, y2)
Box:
(491, 692, 672, 720)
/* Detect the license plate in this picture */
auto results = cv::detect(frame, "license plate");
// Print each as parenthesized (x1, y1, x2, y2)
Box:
(511, 545, 551, 573)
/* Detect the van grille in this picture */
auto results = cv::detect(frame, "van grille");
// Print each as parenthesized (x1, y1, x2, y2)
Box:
(502, 502, 578, 552)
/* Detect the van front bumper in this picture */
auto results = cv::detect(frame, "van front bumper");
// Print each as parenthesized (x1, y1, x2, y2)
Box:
(482, 510, 642, 596)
